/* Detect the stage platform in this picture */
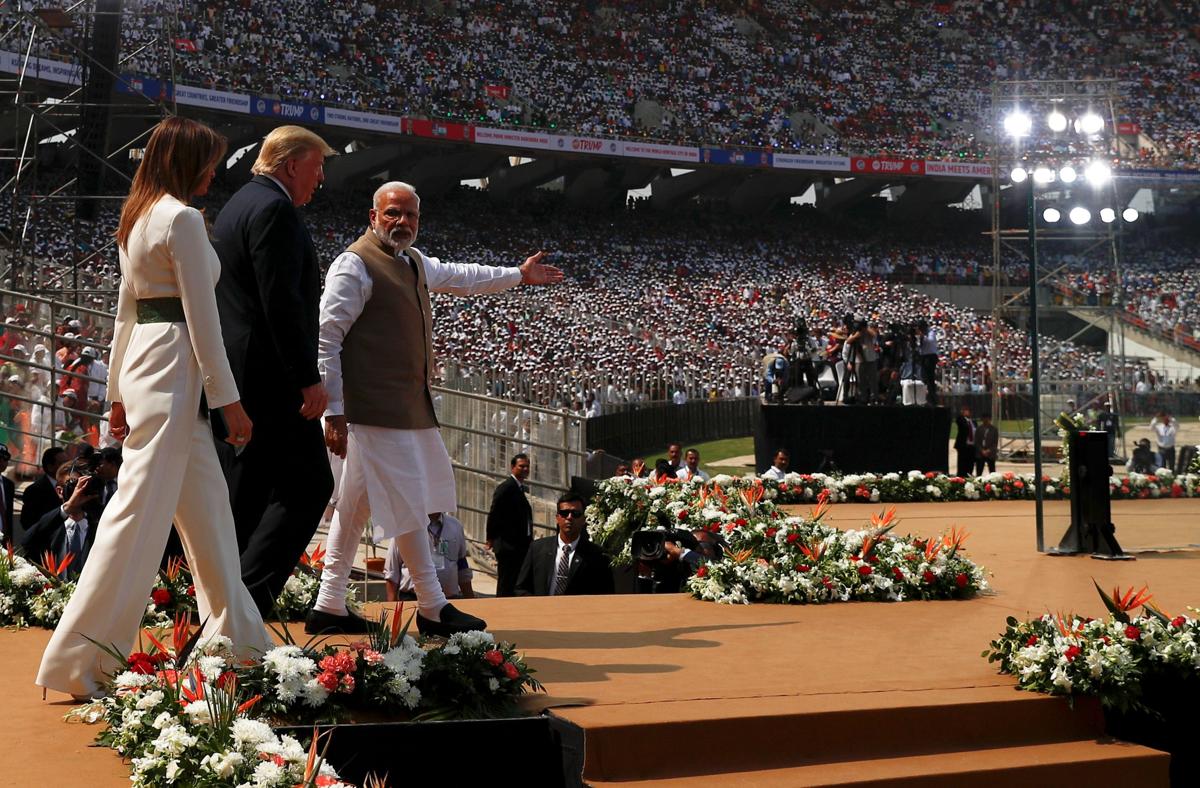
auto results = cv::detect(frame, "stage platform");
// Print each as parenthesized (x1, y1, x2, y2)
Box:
(5, 498, 1196, 787)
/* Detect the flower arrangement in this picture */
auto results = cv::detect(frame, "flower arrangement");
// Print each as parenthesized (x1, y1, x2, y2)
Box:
(76, 618, 353, 788)
(0, 547, 76, 628)
(142, 555, 199, 628)
(984, 583, 1200, 712)
(72, 608, 543, 786)
(687, 496, 988, 605)
(271, 544, 359, 622)
(1055, 411, 1088, 485)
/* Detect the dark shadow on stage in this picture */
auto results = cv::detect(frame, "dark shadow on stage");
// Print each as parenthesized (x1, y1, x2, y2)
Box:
(496, 621, 793, 651)
(524, 657, 684, 684)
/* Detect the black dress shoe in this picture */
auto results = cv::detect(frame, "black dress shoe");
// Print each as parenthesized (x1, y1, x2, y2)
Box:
(416, 603, 487, 638)
(304, 608, 370, 635)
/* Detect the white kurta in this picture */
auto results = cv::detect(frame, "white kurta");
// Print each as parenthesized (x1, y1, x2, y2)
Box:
(319, 245, 521, 541)
(37, 196, 269, 697)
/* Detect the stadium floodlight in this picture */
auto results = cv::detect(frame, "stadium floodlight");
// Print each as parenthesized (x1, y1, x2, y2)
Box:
(1042, 207, 1062, 223)
(1010, 166, 1029, 183)
(1123, 208, 1140, 222)
(1003, 110, 1033, 138)
(1068, 206, 1091, 225)
(1047, 111, 1068, 132)
(1078, 113, 1104, 135)
(1100, 208, 1116, 223)
(1084, 161, 1112, 187)
(1033, 166, 1055, 184)
(1058, 166, 1077, 183)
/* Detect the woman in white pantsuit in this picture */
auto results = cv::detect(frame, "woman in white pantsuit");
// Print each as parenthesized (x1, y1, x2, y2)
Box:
(37, 118, 270, 699)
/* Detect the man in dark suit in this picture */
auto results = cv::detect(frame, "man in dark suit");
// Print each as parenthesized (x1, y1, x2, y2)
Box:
(954, 405, 976, 477)
(0, 446, 15, 547)
(486, 453, 533, 597)
(515, 491, 613, 596)
(974, 413, 1000, 476)
(211, 125, 335, 616)
(21, 447, 68, 539)
(20, 460, 101, 578)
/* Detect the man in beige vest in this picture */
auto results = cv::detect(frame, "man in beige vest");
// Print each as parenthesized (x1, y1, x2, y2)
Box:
(308, 181, 563, 635)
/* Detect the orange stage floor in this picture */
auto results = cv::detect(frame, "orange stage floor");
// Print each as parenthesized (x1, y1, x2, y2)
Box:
(3, 498, 1195, 786)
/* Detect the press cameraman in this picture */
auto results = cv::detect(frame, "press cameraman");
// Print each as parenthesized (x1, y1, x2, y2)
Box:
(839, 317, 878, 405)
(633, 526, 725, 593)
(20, 459, 103, 577)
(918, 319, 940, 406)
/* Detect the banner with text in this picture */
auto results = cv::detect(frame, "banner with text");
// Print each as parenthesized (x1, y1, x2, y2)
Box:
(851, 157, 925, 176)
(410, 119, 474, 142)
(771, 153, 850, 172)
(324, 106, 402, 134)
(175, 84, 250, 113)
(923, 160, 993, 178)
(620, 141, 700, 164)
(251, 96, 324, 125)
(701, 148, 770, 166)
(0, 50, 82, 85)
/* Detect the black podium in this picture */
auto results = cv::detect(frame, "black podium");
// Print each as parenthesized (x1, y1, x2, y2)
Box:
(1054, 430, 1125, 557)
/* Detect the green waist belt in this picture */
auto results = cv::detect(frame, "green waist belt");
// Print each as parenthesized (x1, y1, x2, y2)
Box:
(136, 297, 186, 324)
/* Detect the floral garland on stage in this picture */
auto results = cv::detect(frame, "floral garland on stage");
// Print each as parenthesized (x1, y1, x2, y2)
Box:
(586, 470, 1200, 563)
(687, 496, 988, 605)
(2, 543, 355, 631)
(984, 583, 1200, 712)
(71, 608, 542, 787)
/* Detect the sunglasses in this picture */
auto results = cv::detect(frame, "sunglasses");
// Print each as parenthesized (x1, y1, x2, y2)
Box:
(557, 509, 585, 518)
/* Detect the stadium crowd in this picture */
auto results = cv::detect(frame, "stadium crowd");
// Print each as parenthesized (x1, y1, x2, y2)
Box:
(5, 182, 1191, 466)
(5, 0, 1200, 165)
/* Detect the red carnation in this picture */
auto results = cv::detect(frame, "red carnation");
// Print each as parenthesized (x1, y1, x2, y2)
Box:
(786, 533, 799, 544)
(1064, 645, 1081, 662)
(796, 564, 810, 573)
(1125, 625, 1141, 640)
(765, 527, 778, 538)
(677, 509, 689, 520)
(955, 573, 968, 588)
(857, 565, 873, 577)
(316, 671, 339, 692)
(151, 588, 172, 606)
(736, 518, 748, 527)
(1025, 635, 1038, 647)
(696, 566, 707, 578)
(1171, 616, 1186, 628)
(922, 570, 935, 584)
(186, 585, 196, 596)
(502, 662, 520, 680)
(1014, 480, 1024, 489)
(892, 567, 904, 580)
(484, 649, 505, 667)
(821, 576, 833, 589)
(127, 652, 157, 675)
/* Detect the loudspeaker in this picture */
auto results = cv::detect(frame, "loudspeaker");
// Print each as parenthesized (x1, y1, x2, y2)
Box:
(785, 385, 818, 404)
(1056, 431, 1124, 557)
(75, 0, 124, 221)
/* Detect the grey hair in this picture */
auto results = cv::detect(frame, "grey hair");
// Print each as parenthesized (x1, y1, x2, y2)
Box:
(373, 180, 419, 208)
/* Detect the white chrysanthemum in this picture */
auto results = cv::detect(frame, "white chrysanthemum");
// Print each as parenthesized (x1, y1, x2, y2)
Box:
(114, 671, 157, 690)
(250, 760, 286, 787)
(201, 750, 245, 779)
(197, 655, 227, 680)
(182, 699, 213, 725)
(151, 724, 198, 757)
(135, 690, 165, 711)
(231, 718, 275, 749)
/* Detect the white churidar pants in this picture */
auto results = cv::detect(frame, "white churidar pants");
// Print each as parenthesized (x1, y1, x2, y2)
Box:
(36, 322, 270, 697)
(314, 424, 456, 617)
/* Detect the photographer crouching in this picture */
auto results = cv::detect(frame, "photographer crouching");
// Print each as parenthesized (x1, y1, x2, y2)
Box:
(633, 526, 725, 593)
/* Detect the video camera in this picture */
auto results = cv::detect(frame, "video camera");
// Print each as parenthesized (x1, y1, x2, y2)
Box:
(632, 528, 700, 563)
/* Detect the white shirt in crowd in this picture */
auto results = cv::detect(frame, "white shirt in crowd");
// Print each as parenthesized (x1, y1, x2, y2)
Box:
(762, 465, 787, 481)
(384, 512, 472, 598)
(677, 466, 710, 482)
(672, 389, 688, 405)
(1151, 418, 1177, 448)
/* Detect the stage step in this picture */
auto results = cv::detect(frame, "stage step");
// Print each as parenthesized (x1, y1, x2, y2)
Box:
(585, 739, 1168, 787)
(554, 686, 1169, 785)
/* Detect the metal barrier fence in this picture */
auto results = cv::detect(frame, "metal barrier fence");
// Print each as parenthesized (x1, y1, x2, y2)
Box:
(0, 288, 115, 477)
(433, 386, 589, 546)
